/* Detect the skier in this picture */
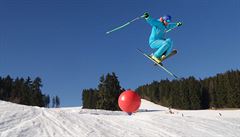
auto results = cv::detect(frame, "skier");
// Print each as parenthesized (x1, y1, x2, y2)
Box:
(105, 13, 181, 78)
(143, 12, 182, 64)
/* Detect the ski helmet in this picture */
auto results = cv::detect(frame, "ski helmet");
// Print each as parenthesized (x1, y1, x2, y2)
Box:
(162, 15, 171, 22)
(160, 15, 171, 26)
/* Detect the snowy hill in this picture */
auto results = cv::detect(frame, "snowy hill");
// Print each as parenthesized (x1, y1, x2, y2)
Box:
(0, 100, 240, 137)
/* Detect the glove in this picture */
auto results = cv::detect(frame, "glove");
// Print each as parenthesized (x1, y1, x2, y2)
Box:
(177, 22, 182, 27)
(143, 12, 149, 18)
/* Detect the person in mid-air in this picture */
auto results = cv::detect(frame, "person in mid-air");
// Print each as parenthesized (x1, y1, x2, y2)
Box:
(143, 12, 182, 64)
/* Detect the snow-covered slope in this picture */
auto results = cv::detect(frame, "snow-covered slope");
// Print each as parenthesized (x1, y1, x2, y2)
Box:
(0, 99, 240, 137)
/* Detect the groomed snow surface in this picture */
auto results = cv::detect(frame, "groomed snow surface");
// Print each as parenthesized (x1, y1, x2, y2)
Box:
(0, 99, 240, 137)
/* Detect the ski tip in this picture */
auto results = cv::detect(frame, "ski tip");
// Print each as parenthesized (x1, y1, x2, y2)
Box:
(174, 75, 179, 79)
(136, 48, 143, 52)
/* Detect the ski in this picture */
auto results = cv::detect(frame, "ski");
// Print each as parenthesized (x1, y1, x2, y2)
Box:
(137, 49, 178, 79)
(161, 49, 177, 62)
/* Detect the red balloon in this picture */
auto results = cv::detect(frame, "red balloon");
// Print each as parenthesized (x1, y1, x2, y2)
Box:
(118, 90, 141, 113)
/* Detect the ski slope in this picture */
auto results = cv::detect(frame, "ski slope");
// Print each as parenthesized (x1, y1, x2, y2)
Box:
(0, 99, 240, 137)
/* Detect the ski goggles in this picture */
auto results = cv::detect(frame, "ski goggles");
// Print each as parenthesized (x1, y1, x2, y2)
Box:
(159, 17, 170, 26)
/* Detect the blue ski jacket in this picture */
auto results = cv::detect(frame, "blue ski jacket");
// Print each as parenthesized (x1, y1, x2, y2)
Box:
(146, 16, 177, 45)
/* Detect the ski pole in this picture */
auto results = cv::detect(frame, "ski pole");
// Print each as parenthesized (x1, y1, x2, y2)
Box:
(166, 22, 182, 33)
(165, 25, 178, 33)
(106, 15, 145, 35)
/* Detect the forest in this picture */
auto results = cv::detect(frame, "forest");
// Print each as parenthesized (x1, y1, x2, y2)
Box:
(0, 76, 60, 107)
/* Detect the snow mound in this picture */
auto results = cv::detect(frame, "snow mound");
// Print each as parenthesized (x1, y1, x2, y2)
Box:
(139, 99, 168, 111)
(1, 99, 240, 137)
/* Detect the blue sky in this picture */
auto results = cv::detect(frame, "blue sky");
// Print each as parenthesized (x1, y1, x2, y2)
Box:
(1, 0, 240, 107)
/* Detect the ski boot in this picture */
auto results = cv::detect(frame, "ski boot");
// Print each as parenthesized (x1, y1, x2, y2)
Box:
(160, 55, 167, 61)
(150, 54, 163, 66)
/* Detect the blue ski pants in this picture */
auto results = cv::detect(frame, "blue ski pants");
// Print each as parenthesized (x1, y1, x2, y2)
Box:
(150, 38, 173, 58)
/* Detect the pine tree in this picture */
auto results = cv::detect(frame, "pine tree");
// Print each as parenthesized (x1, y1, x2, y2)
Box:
(31, 77, 44, 107)
(52, 96, 56, 108)
(2, 75, 13, 100)
(55, 96, 60, 108)
(200, 80, 210, 109)
(96, 73, 123, 110)
(82, 89, 90, 108)
(44, 95, 50, 108)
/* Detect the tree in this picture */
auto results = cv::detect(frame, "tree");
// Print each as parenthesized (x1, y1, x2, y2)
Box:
(187, 77, 201, 109)
(82, 72, 123, 110)
(52, 96, 56, 108)
(55, 96, 60, 108)
(200, 80, 210, 109)
(2, 75, 13, 100)
(96, 73, 123, 110)
(82, 89, 98, 109)
(43, 95, 50, 108)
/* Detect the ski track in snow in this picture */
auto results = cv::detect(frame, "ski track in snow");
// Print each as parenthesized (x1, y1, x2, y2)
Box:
(0, 100, 240, 137)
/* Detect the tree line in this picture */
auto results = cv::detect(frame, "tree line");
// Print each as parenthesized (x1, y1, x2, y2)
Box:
(136, 70, 240, 109)
(0, 75, 60, 108)
(82, 70, 240, 110)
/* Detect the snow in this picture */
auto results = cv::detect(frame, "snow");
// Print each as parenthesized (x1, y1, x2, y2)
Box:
(0, 99, 240, 137)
